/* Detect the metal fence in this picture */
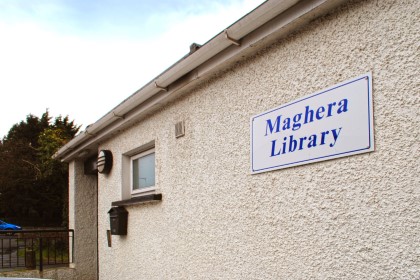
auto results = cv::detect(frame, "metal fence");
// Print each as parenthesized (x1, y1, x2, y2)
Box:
(0, 229, 74, 272)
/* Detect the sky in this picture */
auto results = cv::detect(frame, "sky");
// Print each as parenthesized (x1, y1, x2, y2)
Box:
(0, 0, 265, 138)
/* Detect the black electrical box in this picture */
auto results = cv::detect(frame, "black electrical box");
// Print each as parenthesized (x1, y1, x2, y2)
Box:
(108, 207, 128, 235)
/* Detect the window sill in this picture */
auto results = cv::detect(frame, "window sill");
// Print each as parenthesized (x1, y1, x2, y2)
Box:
(111, 193, 162, 207)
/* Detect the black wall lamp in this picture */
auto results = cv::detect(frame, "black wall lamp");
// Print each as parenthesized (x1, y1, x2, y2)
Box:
(97, 150, 113, 174)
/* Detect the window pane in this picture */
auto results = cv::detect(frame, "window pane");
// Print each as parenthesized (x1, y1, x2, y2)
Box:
(132, 152, 155, 190)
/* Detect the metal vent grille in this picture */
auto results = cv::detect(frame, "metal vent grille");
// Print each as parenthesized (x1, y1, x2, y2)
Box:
(175, 121, 185, 138)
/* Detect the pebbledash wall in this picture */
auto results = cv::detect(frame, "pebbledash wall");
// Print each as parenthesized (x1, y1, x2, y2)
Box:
(61, 0, 419, 279)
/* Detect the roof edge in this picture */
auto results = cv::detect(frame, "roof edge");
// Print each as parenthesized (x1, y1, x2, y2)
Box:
(55, 0, 348, 162)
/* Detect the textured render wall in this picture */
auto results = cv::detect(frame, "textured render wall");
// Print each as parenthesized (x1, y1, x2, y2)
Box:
(97, 0, 419, 279)
(69, 161, 98, 280)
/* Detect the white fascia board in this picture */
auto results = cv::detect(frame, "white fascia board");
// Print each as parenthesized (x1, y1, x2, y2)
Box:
(55, 0, 348, 162)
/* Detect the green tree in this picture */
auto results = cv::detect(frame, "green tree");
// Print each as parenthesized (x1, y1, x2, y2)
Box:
(0, 111, 79, 227)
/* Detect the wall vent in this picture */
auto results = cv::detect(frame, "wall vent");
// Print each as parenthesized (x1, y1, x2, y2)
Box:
(175, 121, 185, 138)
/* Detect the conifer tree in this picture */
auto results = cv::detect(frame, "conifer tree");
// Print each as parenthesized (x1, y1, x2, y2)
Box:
(0, 111, 79, 227)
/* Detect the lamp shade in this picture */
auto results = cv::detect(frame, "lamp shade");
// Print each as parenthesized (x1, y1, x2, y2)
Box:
(97, 150, 113, 174)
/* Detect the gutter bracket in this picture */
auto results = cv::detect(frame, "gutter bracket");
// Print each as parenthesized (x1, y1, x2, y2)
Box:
(154, 81, 168, 92)
(84, 130, 95, 137)
(113, 112, 125, 119)
(224, 29, 241, 46)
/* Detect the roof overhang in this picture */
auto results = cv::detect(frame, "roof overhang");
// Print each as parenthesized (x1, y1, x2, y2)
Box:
(55, 0, 348, 162)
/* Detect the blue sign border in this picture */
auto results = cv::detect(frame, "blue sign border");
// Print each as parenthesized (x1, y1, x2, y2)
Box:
(251, 73, 373, 173)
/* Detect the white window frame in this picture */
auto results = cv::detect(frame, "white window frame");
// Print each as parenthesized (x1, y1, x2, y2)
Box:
(130, 148, 156, 196)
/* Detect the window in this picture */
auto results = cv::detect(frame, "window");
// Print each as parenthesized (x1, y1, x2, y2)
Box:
(113, 142, 160, 206)
(121, 141, 156, 200)
(130, 148, 155, 195)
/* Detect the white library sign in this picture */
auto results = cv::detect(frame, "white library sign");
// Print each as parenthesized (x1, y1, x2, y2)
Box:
(251, 73, 374, 174)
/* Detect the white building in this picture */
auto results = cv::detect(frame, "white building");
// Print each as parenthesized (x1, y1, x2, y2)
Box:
(55, 0, 420, 279)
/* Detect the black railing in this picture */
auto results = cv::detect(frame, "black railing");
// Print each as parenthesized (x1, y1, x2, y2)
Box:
(0, 229, 74, 272)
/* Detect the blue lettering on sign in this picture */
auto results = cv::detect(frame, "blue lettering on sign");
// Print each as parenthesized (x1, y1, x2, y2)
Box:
(266, 98, 348, 157)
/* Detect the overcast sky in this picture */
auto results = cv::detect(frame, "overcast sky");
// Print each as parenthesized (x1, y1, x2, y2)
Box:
(0, 0, 264, 138)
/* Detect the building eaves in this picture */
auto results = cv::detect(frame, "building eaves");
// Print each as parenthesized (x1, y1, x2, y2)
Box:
(55, 0, 348, 162)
